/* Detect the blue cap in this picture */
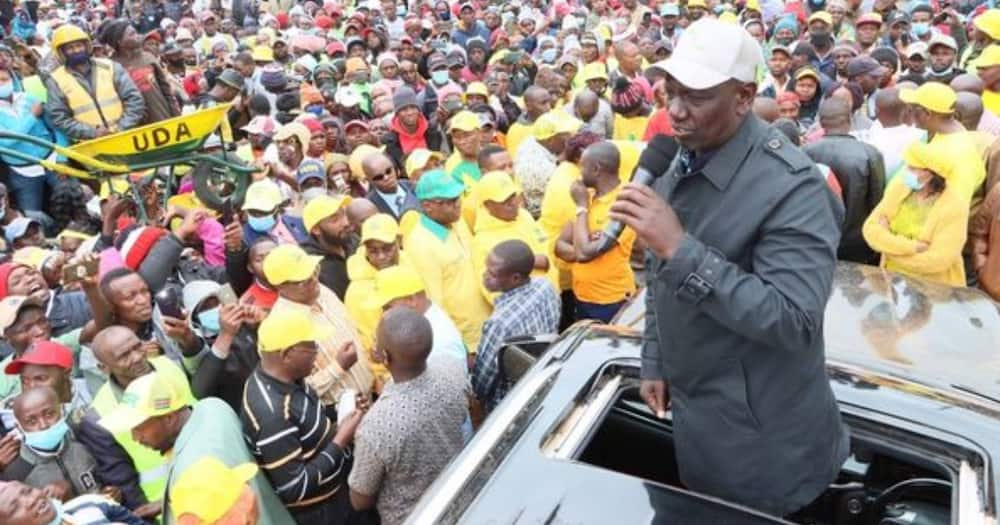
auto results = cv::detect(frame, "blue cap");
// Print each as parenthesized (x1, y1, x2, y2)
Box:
(296, 159, 326, 186)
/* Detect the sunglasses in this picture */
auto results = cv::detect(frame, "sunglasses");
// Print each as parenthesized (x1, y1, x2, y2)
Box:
(371, 167, 394, 182)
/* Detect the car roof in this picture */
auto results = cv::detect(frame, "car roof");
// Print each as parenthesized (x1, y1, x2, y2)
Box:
(615, 262, 1000, 401)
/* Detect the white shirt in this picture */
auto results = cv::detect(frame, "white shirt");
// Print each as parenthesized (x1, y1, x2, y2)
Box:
(424, 303, 468, 372)
(857, 122, 926, 182)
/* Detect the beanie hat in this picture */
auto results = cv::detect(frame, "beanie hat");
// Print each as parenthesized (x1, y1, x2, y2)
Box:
(99, 18, 131, 49)
(611, 77, 644, 115)
(114, 226, 168, 271)
(466, 37, 487, 54)
(393, 86, 419, 111)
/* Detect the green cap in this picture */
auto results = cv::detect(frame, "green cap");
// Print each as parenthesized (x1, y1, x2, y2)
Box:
(415, 169, 465, 200)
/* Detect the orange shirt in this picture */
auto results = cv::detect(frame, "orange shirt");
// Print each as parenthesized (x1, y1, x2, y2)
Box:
(571, 186, 637, 304)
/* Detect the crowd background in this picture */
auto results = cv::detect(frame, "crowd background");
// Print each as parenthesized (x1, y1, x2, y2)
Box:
(0, 0, 994, 522)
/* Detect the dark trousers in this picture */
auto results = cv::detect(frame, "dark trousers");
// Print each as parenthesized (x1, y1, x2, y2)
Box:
(575, 299, 626, 324)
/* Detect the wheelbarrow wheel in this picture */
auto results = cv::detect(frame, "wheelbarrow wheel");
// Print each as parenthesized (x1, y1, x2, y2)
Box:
(191, 158, 250, 212)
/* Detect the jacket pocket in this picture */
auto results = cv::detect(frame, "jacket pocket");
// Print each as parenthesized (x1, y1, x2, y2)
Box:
(708, 358, 762, 435)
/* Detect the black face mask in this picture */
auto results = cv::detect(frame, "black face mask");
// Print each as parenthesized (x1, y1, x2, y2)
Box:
(167, 57, 184, 67)
(809, 30, 831, 47)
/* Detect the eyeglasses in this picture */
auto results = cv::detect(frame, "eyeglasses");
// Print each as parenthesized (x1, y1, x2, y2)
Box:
(370, 167, 394, 182)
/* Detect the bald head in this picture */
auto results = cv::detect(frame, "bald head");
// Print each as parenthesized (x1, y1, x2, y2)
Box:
(873, 87, 906, 126)
(582, 141, 621, 174)
(955, 92, 984, 131)
(361, 153, 394, 179)
(950, 73, 984, 96)
(524, 85, 548, 104)
(346, 198, 378, 229)
(818, 97, 852, 133)
(92, 325, 139, 364)
(753, 96, 781, 123)
(12, 386, 59, 422)
(575, 90, 600, 121)
(376, 306, 433, 373)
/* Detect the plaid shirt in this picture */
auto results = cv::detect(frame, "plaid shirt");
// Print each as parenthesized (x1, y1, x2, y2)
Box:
(472, 278, 560, 411)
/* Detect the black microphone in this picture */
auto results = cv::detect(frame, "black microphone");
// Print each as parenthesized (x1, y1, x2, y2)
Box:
(595, 135, 680, 253)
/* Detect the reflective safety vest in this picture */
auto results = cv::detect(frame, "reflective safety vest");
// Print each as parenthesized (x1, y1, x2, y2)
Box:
(50, 58, 124, 129)
(90, 356, 194, 504)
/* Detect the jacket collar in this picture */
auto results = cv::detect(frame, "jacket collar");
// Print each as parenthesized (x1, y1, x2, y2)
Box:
(694, 115, 763, 192)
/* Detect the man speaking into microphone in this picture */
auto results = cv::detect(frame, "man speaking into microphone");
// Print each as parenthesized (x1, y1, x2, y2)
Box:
(609, 18, 849, 518)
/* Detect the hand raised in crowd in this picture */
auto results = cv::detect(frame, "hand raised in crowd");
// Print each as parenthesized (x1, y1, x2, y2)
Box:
(610, 182, 686, 260)
(223, 219, 245, 252)
(335, 341, 359, 371)
(176, 209, 208, 243)
(218, 303, 245, 338)
(161, 311, 201, 352)
(0, 433, 20, 470)
(134, 500, 163, 519)
(101, 193, 135, 236)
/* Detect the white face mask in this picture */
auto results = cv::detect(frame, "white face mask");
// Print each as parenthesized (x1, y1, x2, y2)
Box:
(302, 187, 328, 202)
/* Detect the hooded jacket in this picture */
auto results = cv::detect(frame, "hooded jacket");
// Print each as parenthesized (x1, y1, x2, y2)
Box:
(384, 112, 444, 170)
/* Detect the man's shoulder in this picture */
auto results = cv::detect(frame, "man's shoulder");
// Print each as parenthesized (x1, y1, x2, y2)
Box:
(754, 127, 815, 176)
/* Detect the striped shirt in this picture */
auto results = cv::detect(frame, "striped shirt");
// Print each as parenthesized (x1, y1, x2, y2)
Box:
(241, 367, 351, 514)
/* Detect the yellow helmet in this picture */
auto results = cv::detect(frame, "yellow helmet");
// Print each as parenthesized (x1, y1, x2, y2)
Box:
(51, 24, 90, 55)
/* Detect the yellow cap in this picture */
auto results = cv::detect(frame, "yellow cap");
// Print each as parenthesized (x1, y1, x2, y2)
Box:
(449, 110, 481, 133)
(478, 171, 519, 204)
(366, 265, 425, 309)
(533, 110, 582, 140)
(349, 144, 380, 180)
(404, 148, 444, 177)
(465, 81, 489, 100)
(902, 141, 957, 181)
(243, 179, 283, 212)
(57, 229, 93, 242)
(808, 11, 833, 26)
(976, 44, 1000, 69)
(258, 306, 333, 352)
(718, 11, 738, 23)
(899, 82, 956, 114)
(99, 370, 192, 434)
(262, 244, 322, 285)
(171, 458, 258, 524)
(303, 194, 352, 232)
(975, 9, 1000, 41)
(252, 45, 274, 62)
(12, 247, 53, 270)
(361, 213, 399, 244)
(580, 62, 608, 82)
(745, 0, 760, 11)
(98, 176, 130, 200)
(687, 0, 707, 9)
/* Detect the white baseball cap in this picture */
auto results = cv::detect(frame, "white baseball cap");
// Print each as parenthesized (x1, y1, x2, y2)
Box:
(660, 18, 763, 90)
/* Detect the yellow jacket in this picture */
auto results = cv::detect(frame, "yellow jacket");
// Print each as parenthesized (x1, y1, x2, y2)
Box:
(473, 209, 559, 302)
(538, 161, 582, 291)
(862, 178, 970, 286)
(402, 215, 492, 351)
(344, 249, 416, 383)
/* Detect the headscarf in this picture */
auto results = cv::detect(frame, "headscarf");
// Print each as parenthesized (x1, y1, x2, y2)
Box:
(98, 19, 131, 49)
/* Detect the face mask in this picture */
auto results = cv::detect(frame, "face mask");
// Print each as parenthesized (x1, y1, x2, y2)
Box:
(431, 69, 449, 85)
(809, 30, 830, 46)
(302, 187, 328, 202)
(167, 57, 185, 67)
(776, 36, 794, 46)
(541, 48, 557, 64)
(45, 498, 63, 525)
(396, 5, 406, 16)
(23, 418, 69, 451)
(0, 82, 12, 99)
(197, 307, 221, 334)
(64, 50, 90, 67)
(248, 214, 277, 232)
(305, 104, 324, 116)
(902, 170, 925, 191)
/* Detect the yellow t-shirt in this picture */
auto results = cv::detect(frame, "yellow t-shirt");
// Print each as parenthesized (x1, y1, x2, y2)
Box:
(473, 209, 559, 302)
(506, 121, 534, 160)
(610, 140, 645, 183)
(402, 215, 492, 352)
(984, 89, 1000, 118)
(572, 187, 637, 304)
(538, 161, 582, 291)
(927, 131, 986, 201)
(613, 115, 651, 142)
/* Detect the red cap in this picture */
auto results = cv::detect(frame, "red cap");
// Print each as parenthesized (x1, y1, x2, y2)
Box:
(301, 117, 324, 134)
(315, 14, 334, 29)
(326, 41, 346, 55)
(5, 340, 74, 375)
(344, 119, 370, 131)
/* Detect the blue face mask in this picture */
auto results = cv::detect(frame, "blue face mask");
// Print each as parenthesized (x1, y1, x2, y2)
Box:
(431, 69, 449, 85)
(0, 82, 12, 99)
(396, 5, 406, 16)
(197, 307, 221, 334)
(64, 50, 90, 67)
(248, 214, 276, 232)
(23, 418, 69, 451)
(541, 48, 557, 64)
(305, 104, 324, 116)
(912, 22, 930, 37)
(902, 170, 925, 191)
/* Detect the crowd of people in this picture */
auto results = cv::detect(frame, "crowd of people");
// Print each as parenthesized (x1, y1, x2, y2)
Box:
(0, 0, 994, 522)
